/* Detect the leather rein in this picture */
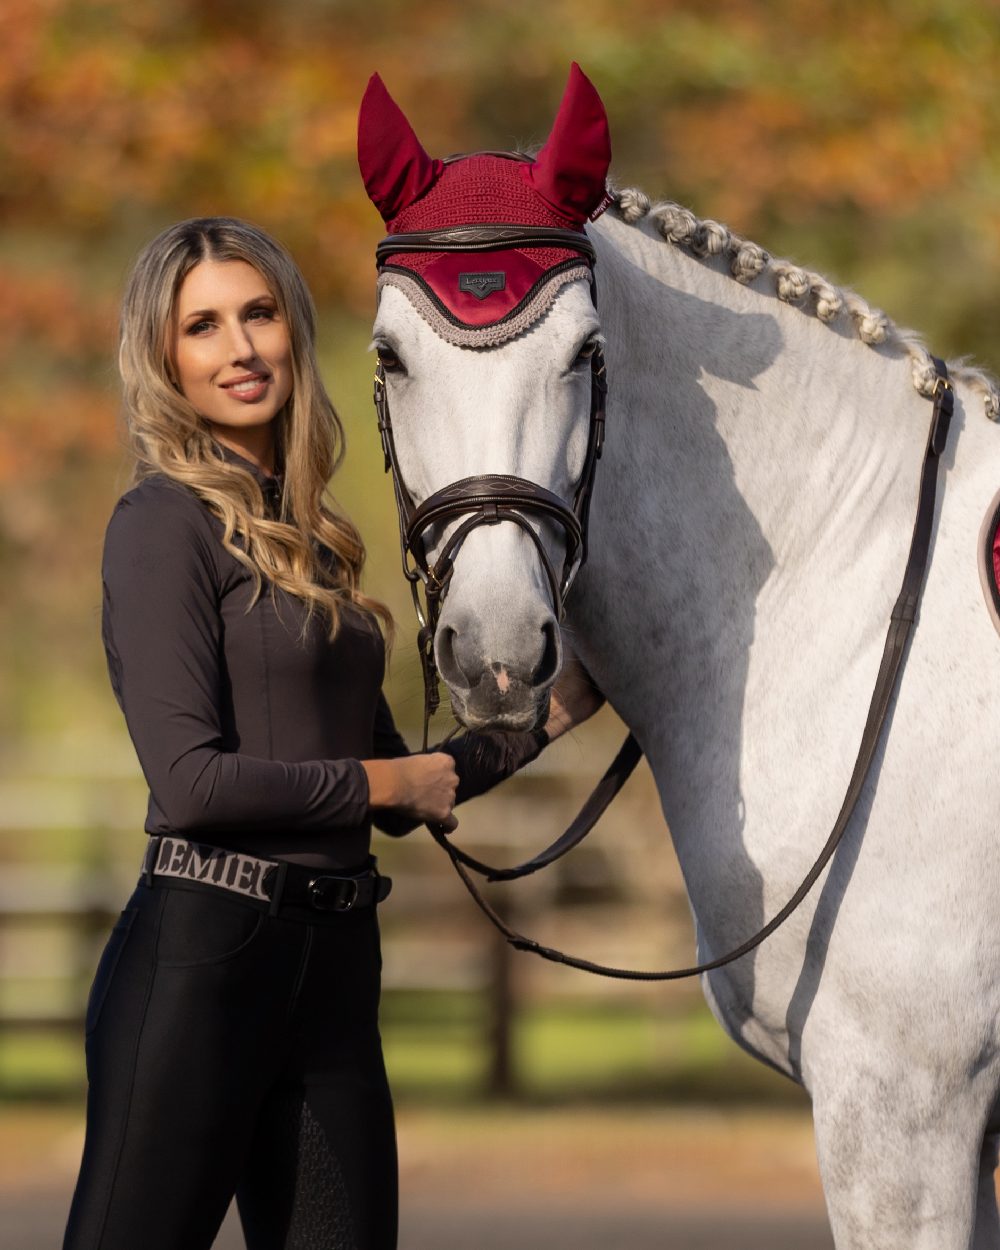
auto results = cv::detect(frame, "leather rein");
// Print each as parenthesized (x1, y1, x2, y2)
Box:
(373, 220, 955, 981)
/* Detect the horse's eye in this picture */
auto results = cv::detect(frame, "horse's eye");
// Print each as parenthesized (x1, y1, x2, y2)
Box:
(377, 345, 405, 374)
(572, 339, 598, 368)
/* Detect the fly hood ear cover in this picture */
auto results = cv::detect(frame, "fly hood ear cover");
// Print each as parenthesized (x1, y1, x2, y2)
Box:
(357, 72, 444, 222)
(523, 62, 612, 226)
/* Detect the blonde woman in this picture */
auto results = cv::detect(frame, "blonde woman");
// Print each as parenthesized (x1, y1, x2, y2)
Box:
(64, 217, 596, 1250)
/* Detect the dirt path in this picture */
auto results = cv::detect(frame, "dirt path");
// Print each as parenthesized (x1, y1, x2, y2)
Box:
(2, 1103, 835, 1248)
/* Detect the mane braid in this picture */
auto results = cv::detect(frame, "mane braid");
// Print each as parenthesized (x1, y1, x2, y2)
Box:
(614, 187, 1000, 421)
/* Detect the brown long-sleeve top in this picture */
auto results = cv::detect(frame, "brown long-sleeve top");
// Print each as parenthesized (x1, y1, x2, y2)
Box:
(100, 445, 546, 870)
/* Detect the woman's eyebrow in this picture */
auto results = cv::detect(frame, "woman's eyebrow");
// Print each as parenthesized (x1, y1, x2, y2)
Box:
(178, 294, 276, 323)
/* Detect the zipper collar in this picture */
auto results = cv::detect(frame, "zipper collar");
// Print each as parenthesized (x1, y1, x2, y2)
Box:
(214, 441, 284, 512)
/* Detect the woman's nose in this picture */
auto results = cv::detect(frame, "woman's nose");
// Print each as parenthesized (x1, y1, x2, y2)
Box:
(225, 319, 256, 362)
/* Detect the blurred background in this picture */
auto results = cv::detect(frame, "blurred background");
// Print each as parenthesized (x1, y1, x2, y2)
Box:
(3, 0, 999, 1244)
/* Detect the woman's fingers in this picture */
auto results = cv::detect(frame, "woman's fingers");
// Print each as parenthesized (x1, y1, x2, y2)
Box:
(420, 753, 458, 820)
(362, 752, 457, 822)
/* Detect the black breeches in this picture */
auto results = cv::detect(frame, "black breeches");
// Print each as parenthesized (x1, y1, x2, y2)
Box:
(63, 877, 397, 1250)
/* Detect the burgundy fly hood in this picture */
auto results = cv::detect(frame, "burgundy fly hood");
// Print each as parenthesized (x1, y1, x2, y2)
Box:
(358, 64, 613, 346)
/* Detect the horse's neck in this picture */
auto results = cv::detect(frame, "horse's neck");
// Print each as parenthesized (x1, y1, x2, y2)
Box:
(575, 213, 931, 853)
(571, 214, 1000, 1072)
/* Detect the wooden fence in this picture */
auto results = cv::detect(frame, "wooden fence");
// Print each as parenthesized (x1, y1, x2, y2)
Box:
(0, 725, 682, 1097)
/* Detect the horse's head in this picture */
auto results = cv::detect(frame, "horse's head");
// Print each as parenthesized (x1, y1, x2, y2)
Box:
(358, 65, 612, 732)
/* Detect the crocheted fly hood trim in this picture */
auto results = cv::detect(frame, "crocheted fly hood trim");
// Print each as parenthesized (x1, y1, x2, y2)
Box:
(376, 263, 592, 348)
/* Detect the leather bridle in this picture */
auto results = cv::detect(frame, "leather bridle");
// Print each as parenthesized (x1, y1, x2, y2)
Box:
(372, 195, 957, 983)
(374, 220, 607, 744)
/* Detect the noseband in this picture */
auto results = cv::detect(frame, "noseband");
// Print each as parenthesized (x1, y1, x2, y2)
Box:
(373, 221, 608, 742)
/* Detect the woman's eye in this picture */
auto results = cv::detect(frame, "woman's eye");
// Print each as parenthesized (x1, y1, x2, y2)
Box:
(187, 319, 213, 335)
(377, 346, 405, 373)
(247, 306, 276, 323)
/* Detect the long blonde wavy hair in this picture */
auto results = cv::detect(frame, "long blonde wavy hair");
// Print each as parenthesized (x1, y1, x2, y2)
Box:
(118, 216, 392, 642)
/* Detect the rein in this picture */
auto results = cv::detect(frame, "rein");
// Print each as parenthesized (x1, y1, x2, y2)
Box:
(374, 219, 955, 980)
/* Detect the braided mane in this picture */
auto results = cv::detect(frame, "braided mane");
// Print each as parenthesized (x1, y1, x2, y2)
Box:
(614, 187, 999, 420)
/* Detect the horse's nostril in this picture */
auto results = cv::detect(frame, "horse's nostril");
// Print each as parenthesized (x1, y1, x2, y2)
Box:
(436, 624, 474, 688)
(533, 619, 560, 687)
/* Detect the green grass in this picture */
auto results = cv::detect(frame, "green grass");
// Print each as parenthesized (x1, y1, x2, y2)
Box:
(0, 1031, 84, 1100)
(382, 992, 804, 1106)
(0, 991, 806, 1108)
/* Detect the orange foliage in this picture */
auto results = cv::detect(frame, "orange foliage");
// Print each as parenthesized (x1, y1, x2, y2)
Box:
(3, 0, 1000, 489)
(0, 266, 116, 359)
(0, 383, 118, 482)
(2, 0, 999, 713)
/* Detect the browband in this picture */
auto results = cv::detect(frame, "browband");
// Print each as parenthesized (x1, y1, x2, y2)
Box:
(375, 224, 597, 267)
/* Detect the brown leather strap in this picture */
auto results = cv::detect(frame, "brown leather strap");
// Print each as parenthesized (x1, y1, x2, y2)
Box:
(432, 363, 955, 980)
(376, 224, 597, 265)
(406, 475, 584, 558)
(441, 733, 643, 882)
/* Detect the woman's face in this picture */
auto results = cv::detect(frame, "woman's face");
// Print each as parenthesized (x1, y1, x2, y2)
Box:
(172, 259, 293, 447)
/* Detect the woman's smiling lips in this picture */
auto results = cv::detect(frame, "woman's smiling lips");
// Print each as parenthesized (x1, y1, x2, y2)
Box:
(220, 372, 271, 402)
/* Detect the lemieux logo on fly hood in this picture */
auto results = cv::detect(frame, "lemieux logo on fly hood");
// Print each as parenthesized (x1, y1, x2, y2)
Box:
(458, 271, 506, 300)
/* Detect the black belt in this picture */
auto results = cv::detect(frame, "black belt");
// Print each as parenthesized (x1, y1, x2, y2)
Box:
(140, 835, 392, 914)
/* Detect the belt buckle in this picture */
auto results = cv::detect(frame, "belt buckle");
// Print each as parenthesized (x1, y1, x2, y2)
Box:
(307, 875, 360, 912)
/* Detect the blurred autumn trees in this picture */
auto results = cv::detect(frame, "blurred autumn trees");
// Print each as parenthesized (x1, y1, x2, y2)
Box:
(3, 0, 1000, 733)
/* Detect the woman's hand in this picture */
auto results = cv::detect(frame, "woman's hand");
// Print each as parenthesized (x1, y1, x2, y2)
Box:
(545, 647, 606, 742)
(362, 753, 459, 832)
